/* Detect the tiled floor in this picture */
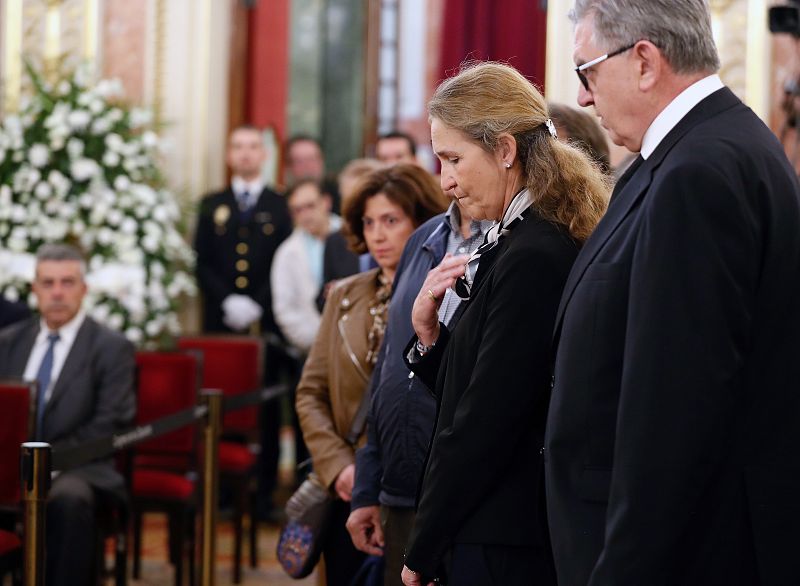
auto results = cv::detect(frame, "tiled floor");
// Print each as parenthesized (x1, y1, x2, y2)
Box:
(126, 513, 318, 586)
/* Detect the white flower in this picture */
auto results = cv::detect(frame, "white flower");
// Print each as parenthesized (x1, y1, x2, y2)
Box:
(42, 218, 68, 240)
(90, 117, 112, 135)
(91, 303, 110, 322)
(107, 108, 123, 123)
(108, 313, 124, 330)
(97, 227, 114, 245)
(34, 181, 52, 200)
(10, 205, 27, 222)
(141, 131, 159, 149)
(57, 80, 71, 95)
(0, 250, 36, 281)
(66, 138, 84, 158)
(70, 158, 99, 182)
(120, 217, 138, 235)
(105, 133, 124, 152)
(72, 219, 86, 233)
(113, 175, 131, 191)
(102, 151, 120, 167)
(89, 99, 105, 115)
(3, 287, 20, 302)
(152, 206, 168, 223)
(129, 108, 152, 128)
(28, 144, 50, 168)
(125, 327, 143, 344)
(142, 235, 159, 253)
(107, 209, 123, 226)
(67, 110, 92, 130)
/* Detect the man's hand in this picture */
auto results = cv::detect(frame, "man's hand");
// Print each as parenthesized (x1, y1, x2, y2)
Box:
(401, 565, 435, 586)
(334, 463, 355, 502)
(411, 254, 468, 346)
(346, 505, 384, 556)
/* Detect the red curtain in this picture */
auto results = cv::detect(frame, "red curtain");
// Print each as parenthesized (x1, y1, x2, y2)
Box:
(438, 0, 547, 91)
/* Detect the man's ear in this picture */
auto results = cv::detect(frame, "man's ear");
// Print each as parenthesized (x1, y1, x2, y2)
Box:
(322, 193, 333, 212)
(635, 40, 662, 92)
(496, 133, 518, 167)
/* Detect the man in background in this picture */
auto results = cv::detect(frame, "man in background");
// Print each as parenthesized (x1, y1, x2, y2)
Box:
(0, 244, 136, 586)
(271, 179, 340, 354)
(194, 124, 293, 521)
(194, 124, 292, 335)
(283, 134, 341, 212)
(375, 131, 418, 164)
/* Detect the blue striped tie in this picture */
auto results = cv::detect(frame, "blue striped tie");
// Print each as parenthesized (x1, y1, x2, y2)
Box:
(35, 332, 60, 439)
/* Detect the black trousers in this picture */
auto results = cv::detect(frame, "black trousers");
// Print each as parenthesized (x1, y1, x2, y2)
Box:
(46, 474, 96, 586)
(380, 506, 415, 586)
(447, 543, 556, 586)
(323, 499, 366, 586)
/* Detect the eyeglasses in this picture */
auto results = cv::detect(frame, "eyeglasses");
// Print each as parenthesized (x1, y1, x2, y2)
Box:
(574, 42, 636, 91)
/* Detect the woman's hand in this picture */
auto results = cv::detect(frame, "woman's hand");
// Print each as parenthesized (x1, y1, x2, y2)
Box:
(334, 463, 355, 501)
(346, 505, 384, 556)
(401, 565, 435, 586)
(412, 254, 469, 346)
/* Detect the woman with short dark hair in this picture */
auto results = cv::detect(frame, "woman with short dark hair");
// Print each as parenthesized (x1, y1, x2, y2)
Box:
(295, 163, 445, 584)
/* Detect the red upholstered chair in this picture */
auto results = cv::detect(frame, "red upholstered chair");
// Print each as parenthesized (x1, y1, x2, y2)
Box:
(132, 352, 200, 586)
(176, 336, 262, 584)
(0, 380, 36, 586)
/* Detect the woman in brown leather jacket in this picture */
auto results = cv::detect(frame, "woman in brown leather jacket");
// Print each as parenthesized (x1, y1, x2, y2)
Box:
(295, 163, 446, 584)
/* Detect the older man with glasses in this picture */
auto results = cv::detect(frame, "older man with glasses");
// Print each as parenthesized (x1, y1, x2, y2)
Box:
(546, 1, 800, 586)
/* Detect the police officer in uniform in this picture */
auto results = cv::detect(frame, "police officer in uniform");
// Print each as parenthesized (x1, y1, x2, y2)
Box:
(195, 125, 291, 334)
(194, 124, 292, 519)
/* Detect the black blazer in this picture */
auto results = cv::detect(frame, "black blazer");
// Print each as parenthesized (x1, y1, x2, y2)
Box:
(0, 317, 136, 494)
(194, 186, 292, 333)
(546, 88, 800, 586)
(404, 211, 578, 580)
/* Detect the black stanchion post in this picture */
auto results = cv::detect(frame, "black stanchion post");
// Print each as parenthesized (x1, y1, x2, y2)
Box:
(200, 390, 223, 586)
(21, 442, 51, 586)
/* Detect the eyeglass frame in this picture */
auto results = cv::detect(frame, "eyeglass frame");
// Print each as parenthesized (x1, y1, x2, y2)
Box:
(574, 42, 638, 92)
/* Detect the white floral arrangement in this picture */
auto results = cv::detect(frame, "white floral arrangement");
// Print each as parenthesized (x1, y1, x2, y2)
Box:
(0, 63, 196, 347)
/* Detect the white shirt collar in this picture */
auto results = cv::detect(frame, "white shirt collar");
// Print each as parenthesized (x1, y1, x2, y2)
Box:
(38, 309, 86, 345)
(231, 176, 264, 198)
(640, 74, 724, 160)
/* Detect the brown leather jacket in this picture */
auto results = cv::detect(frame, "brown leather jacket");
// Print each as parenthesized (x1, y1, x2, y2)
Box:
(295, 268, 382, 488)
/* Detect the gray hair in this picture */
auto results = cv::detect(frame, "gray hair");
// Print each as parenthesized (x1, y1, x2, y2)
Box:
(570, 0, 720, 74)
(36, 243, 87, 277)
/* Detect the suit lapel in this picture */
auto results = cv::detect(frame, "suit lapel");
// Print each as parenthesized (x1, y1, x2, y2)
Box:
(46, 318, 92, 414)
(553, 87, 742, 337)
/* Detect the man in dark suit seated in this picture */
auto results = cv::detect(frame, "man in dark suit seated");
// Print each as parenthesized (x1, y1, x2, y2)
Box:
(0, 244, 136, 586)
(547, 1, 800, 585)
(0, 296, 30, 329)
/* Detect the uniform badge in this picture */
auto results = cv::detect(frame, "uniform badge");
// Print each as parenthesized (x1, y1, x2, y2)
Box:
(214, 204, 231, 226)
(255, 211, 272, 223)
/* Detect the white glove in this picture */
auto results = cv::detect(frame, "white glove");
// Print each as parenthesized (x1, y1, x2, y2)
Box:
(221, 294, 263, 331)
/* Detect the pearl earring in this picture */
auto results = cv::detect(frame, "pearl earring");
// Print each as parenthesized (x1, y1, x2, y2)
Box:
(505, 162, 511, 168)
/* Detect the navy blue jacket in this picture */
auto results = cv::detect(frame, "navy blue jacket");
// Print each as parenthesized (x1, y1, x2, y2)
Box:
(352, 213, 451, 510)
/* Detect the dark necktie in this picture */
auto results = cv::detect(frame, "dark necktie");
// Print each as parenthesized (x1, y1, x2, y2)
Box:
(237, 190, 254, 223)
(35, 332, 60, 438)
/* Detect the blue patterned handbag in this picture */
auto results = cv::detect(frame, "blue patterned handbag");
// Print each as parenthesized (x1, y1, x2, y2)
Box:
(276, 473, 333, 578)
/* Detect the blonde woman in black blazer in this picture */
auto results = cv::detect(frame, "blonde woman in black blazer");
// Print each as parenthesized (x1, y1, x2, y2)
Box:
(400, 62, 609, 586)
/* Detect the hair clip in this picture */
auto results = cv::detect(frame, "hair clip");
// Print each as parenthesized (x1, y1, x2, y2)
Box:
(545, 118, 558, 139)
